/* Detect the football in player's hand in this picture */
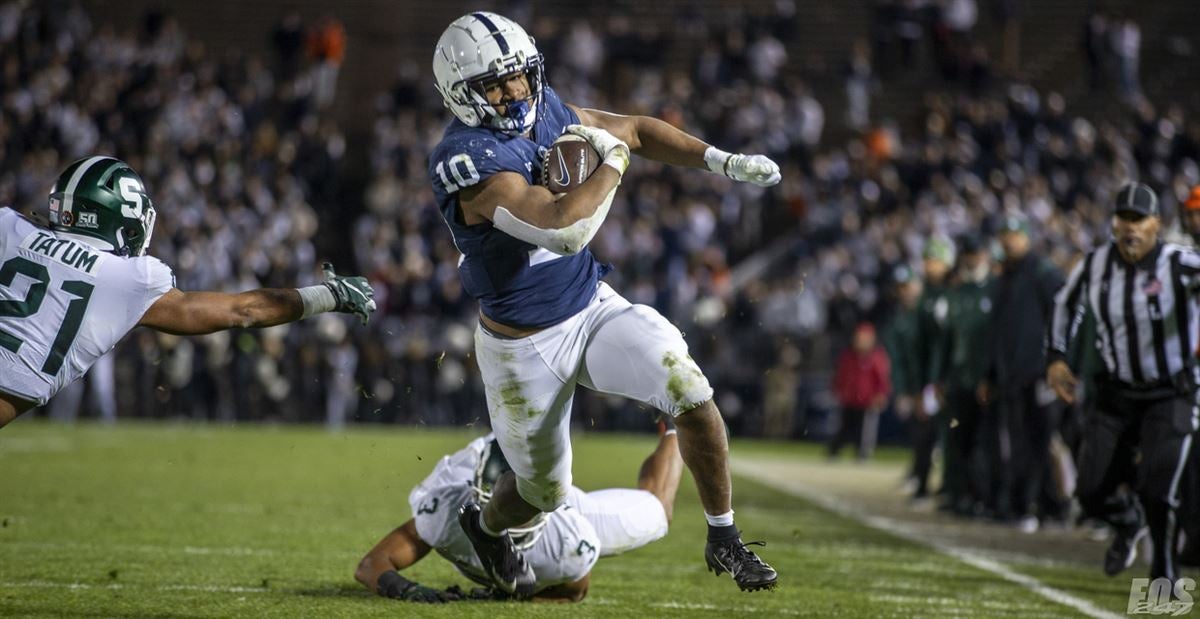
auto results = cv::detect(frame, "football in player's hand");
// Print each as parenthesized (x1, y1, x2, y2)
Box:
(542, 134, 601, 194)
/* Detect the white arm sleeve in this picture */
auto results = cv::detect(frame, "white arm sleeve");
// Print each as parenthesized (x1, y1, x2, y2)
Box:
(492, 185, 619, 256)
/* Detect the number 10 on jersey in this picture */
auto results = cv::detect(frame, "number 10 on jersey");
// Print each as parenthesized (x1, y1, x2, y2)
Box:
(435, 154, 480, 193)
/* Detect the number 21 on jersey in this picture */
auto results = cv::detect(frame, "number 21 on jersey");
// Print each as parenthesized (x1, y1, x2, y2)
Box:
(0, 257, 93, 375)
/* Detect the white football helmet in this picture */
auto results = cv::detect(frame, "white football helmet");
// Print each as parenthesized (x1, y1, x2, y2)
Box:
(433, 12, 545, 135)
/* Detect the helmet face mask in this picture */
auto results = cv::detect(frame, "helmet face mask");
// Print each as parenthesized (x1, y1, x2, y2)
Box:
(433, 12, 546, 136)
(48, 156, 157, 257)
(465, 63, 543, 130)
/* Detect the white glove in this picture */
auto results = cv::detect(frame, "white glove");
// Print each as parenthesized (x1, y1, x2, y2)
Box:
(565, 124, 630, 174)
(704, 147, 781, 187)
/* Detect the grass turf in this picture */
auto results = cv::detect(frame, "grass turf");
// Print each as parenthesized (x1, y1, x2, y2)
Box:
(0, 421, 1133, 617)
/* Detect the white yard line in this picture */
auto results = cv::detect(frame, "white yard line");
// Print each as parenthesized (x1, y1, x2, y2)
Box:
(0, 580, 268, 594)
(0, 436, 74, 455)
(0, 540, 363, 561)
(1, 540, 277, 557)
(649, 601, 802, 615)
(732, 458, 1124, 619)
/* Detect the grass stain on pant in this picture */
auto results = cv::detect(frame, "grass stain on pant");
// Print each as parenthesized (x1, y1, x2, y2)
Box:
(662, 351, 709, 414)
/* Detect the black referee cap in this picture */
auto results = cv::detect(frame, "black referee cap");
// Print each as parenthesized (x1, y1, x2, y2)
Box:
(1114, 182, 1159, 217)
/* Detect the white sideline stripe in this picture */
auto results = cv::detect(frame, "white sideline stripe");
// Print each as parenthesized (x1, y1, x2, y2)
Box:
(650, 601, 801, 615)
(732, 459, 1125, 619)
(0, 580, 268, 594)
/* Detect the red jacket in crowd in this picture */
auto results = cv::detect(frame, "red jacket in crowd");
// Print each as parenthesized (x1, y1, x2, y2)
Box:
(832, 346, 892, 410)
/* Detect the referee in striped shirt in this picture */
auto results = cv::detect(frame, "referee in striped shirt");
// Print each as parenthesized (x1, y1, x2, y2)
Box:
(1047, 182, 1199, 583)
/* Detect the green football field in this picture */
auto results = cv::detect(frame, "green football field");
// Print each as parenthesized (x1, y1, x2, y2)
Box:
(0, 421, 1164, 617)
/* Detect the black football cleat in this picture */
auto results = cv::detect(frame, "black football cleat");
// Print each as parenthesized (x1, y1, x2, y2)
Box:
(705, 534, 778, 592)
(458, 502, 536, 597)
(1103, 525, 1147, 576)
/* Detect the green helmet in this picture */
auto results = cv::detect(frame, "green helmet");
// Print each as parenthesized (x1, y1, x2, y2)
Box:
(472, 438, 547, 549)
(472, 438, 515, 505)
(47, 156, 157, 257)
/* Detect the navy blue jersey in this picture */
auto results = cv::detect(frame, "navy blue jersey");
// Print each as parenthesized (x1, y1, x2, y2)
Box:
(428, 86, 610, 328)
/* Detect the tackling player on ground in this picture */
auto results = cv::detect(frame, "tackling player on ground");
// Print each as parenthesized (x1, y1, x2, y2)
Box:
(354, 420, 683, 603)
(0, 156, 376, 428)
(428, 12, 779, 594)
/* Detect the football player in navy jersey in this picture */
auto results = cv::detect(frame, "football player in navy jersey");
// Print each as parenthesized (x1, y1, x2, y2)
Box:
(428, 12, 780, 595)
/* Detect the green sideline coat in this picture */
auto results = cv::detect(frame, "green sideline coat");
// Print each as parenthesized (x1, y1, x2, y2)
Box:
(916, 282, 953, 389)
(946, 276, 996, 390)
(882, 305, 921, 398)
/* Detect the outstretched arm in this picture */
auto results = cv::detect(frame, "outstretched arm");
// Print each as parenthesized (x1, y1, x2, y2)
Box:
(355, 519, 454, 603)
(355, 519, 434, 593)
(139, 264, 376, 334)
(138, 288, 302, 335)
(572, 106, 781, 187)
(572, 107, 709, 168)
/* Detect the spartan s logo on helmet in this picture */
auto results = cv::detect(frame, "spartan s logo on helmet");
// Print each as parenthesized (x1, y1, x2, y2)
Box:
(432, 12, 546, 136)
(48, 156, 157, 257)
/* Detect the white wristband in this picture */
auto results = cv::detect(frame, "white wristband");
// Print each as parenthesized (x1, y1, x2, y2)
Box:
(703, 146, 733, 177)
(602, 149, 630, 175)
(298, 284, 336, 318)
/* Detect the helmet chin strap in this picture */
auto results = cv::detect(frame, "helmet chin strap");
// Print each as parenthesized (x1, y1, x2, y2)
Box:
(507, 99, 530, 127)
(486, 94, 538, 134)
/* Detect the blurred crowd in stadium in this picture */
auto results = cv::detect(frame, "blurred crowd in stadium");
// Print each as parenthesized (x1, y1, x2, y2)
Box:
(4, 0, 1200, 501)
(0, 2, 364, 424)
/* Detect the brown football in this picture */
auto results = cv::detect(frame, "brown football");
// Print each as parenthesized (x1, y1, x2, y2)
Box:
(542, 134, 601, 194)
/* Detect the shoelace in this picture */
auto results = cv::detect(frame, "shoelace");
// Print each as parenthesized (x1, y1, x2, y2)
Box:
(724, 540, 769, 567)
(504, 551, 529, 572)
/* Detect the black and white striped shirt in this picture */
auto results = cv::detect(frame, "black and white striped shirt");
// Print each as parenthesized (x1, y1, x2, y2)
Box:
(1049, 242, 1200, 386)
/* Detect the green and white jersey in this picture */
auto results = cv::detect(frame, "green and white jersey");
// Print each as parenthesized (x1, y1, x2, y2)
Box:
(408, 435, 601, 591)
(0, 207, 173, 405)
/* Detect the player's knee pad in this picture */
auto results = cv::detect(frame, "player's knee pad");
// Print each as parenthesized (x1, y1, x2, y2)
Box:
(516, 472, 571, 512)
(654, 348, 714, 417)
(672, 394, 714, 418)
(623, 304, 714, 416)
(670, 380, 716, 419)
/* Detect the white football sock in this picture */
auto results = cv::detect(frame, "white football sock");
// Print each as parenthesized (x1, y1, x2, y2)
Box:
(704, 510, 735, 527)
